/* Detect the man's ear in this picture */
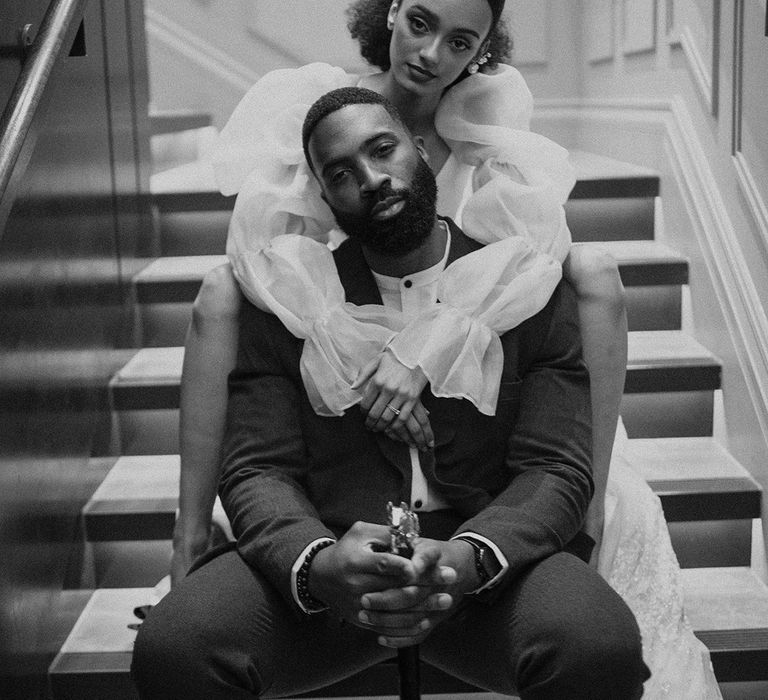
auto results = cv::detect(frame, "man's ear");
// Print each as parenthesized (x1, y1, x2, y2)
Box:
(413, 135, 429, 162)
(387, 1, 400, 30)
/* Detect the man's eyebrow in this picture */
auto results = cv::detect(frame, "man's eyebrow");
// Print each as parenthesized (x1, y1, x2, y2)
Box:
(320, 130, 399, 179)
(410, 4, 483, 40)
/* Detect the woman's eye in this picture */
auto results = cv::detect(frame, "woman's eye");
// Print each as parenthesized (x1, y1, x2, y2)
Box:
(449, 38, 472, 52)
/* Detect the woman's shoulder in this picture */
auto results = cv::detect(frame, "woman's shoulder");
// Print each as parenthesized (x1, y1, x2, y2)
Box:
(210, 63, 358, 196)
(437, 63, 534, 135)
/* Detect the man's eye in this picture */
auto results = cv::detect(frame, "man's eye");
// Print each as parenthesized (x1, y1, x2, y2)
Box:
(374, 143, 395, 158)
(409, 16, 428, 34)
(330, 170, 350, 185)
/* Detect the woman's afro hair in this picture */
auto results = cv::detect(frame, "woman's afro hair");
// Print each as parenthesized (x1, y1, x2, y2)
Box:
(346, 0, 513, 73)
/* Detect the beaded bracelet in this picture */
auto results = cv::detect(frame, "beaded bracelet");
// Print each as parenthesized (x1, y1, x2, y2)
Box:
(296, 539, 335, 613)
(454, 536, 491, 591)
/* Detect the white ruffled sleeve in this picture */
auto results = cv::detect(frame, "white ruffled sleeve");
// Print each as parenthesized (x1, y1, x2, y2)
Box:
(230, 235, 406, 417)
(205, 63, 356, 258)
(387, 237, 562, 415)
(435, 64, 574, 262)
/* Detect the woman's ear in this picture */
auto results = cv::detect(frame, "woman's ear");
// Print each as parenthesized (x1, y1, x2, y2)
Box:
(387, 1, 400, 30)
(474, 40, 490, 63)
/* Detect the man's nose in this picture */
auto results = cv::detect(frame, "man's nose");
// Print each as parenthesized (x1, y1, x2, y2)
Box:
(359, 164, 390, 195)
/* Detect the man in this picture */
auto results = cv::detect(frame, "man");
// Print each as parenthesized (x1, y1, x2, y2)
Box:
(132, 87, 649, 699)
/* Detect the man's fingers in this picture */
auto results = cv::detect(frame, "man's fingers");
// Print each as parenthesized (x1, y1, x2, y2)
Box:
(411, 402, 434, 449)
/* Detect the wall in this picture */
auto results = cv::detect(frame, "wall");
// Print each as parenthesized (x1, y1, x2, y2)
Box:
(530, 0, 768, 566)
(0, 1, 151, 697)
(144, 0, 583, 127)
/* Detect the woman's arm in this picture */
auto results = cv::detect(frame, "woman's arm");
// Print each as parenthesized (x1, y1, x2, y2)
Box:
(172, 264, 241, 585)
(564, 245, 628, 567)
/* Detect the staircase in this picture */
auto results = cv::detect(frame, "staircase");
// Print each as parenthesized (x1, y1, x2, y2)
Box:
(47, 124, 768, 698)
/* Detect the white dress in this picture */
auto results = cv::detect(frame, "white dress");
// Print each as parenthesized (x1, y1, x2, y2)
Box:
(208, 62, 722, 699)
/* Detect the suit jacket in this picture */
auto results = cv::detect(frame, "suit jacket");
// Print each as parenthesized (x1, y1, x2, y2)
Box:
(220, 218, 594, 610)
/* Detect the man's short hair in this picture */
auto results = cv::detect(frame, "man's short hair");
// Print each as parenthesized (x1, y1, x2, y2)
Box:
(302, 86, 408, 171)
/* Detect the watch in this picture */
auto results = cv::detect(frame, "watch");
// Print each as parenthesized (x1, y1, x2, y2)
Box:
(455, 536, 501, 591)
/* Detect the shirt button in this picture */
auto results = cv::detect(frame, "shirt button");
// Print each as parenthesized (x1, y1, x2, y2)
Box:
(403, 279, 412, 288)
(414, 499, 423, 509)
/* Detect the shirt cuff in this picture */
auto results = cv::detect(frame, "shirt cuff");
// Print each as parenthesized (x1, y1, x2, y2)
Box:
(451, 532, 509, 594)
(291, 537, 336, 614)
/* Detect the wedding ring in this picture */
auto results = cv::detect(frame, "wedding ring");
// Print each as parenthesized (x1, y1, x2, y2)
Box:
(386, 404, 401, 416)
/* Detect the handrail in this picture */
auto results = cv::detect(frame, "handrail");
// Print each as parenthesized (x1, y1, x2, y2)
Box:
(0, 0, 88, 201)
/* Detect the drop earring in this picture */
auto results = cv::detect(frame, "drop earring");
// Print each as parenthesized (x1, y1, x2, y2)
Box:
(468, 51, 491, 75)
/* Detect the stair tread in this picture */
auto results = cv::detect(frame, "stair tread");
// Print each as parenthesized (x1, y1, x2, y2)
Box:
(50, 568, 768, 674)
(133, 242, 688, 304)
(149, 150, 661, 206)
(110, 331, 719, 393)
(569, 150, 659, 181)
(84, 438, 759, 540)
(150, 109, 212, 136)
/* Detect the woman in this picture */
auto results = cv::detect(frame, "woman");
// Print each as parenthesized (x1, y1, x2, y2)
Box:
(171, 1, 720, 695)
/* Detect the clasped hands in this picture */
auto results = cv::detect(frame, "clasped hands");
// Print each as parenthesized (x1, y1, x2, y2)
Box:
(353, 348, 434, 452)
(307, 522, 479, 648)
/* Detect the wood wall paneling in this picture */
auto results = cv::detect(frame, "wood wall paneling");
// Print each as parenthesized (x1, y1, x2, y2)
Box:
(586, 0, 615, 63)
(668, 0, 720, 116)
(244, 0, 364, 71)
(506, 0, 550, 67)
(623, 0, 658, 55)
(732, 0, 768, 253)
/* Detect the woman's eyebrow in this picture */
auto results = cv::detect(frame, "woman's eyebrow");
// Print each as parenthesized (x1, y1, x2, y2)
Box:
(409, 4, 483, 39)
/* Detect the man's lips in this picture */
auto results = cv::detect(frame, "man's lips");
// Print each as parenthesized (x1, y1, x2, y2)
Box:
(371, 196, 405, 220)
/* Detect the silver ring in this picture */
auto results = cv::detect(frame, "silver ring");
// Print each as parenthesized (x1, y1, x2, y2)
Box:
(386, 404, 401, 416)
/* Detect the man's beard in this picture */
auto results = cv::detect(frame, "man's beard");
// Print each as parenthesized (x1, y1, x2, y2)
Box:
(330, 157, 438, 256)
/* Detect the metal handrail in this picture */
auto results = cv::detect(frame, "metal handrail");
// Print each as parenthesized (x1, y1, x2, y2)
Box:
(0, 0, 87, 201)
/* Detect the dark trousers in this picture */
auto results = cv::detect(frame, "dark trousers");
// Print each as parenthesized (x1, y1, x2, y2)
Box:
(131, 548, 649, 699)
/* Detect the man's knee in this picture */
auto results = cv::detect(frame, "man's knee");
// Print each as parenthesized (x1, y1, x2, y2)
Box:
(538, 593, 648, 698)
(131, 600, 194, 696)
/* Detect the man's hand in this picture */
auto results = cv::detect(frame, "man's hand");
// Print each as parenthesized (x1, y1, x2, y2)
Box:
(352, 349, 434, 451)
(357, 537, 481, 648)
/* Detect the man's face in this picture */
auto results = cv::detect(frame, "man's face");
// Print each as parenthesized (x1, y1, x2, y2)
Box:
(308, 103, 437, 255)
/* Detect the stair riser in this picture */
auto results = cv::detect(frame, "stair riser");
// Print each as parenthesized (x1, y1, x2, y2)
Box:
(620, 391, 714, 438)
(115, 390, 717, 459)
(566, 197, 656, 242)
(156, 197, 657, 258)
(136, 285, 684, 347)
(669, 519, 753, 568)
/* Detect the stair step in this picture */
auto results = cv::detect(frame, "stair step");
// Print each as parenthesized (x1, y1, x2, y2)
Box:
(149, 109, 212, 136)
(625, 438, 761, 522)
(133, 242, 687, 306)
(568, 150, 660, 199)
(683, 567, 768, 682)
(85, 437, 757, 542)
(48, 567, 768, 697)
(109, 331, 721, 412)
(149, 150, 660, 214)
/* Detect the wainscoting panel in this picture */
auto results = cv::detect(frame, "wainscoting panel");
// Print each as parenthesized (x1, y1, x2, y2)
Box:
(586, 0, 616, 64)
(732, 0, 768, 253)
(623, 0, 658, 55)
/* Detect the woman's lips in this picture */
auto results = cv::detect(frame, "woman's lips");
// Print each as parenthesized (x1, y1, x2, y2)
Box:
(406, 63, 436, 82)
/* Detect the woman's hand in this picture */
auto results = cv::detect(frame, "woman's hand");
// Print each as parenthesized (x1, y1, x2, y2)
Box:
(352, 349, 434, 451)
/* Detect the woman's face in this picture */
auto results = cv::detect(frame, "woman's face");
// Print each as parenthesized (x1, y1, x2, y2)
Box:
(387, 0, 493, 95)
